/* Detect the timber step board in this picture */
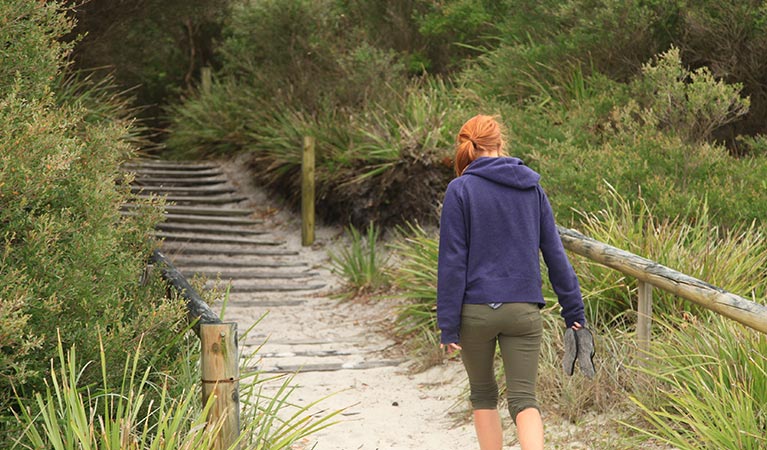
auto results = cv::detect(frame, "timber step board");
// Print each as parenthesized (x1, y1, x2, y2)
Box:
(132, 176, 230, 186)
(156, 222, 268, 236)
(169, 258, 308, 268)
(122, 204, 256, 216)
(205, 282, 326, 293)
(258, 349, 357, 358)
(124, 161, 220, 171)
(159, 246, 297, 256)
(127, 168, 225, 178)
(159, 213, 262, 226)
(121, 210, 259, 224)
(250, 359, 405, 374)
(221, 299, 308, 308)
(131, 185, 236, 195)
(154, 232, 285, 246)
(181, 270, 319, 279)
(136, 194, 248, 204)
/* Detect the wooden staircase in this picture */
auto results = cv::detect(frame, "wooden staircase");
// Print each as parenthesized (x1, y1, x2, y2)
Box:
(123, 159, 402, 374)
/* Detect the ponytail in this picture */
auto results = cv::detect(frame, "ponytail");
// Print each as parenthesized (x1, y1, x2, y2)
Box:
(454, 138, 476, 176)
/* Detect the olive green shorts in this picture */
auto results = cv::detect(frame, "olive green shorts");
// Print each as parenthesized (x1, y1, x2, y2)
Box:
(459, 302, 543, 423)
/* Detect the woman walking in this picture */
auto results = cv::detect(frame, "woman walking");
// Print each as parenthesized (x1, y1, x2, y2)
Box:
(437, 115, 586, 450)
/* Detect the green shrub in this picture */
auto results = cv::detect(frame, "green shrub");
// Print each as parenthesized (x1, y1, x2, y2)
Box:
(66, 0, 230, 120)
(169, 75, 463, 228)
(0, 1, 73, 99)
(0, 1, 185, 440)
(626, 46, 750, 143)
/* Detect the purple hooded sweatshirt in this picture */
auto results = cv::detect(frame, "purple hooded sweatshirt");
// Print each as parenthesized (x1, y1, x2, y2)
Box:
(437, 156, 585, 344)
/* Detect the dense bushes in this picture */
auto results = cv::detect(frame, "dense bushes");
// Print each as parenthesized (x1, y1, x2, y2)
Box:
(0, 0, 186, 441)
(65, 0, 230, 124)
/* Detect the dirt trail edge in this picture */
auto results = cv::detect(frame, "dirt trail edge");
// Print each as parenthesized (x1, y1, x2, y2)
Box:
(126, 155, 481, 449)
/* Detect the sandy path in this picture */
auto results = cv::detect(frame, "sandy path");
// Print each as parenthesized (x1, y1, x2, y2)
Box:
(206, 155, 492, 449)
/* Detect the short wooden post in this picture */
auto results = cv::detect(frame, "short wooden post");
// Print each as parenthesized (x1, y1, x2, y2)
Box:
(201, 322, 240, 450)
(637, 280, 653, 359)
(301, 136, 315, 246)
(201, 66, 212, 95)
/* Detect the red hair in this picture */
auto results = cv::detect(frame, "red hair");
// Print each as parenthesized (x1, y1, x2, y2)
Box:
(454, 114, 507, 176)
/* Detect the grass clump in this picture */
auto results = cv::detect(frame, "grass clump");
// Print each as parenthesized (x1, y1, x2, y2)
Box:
(328, 222, 391, 298)
(626, 316, 767, 449)
(13, 333, 342, 450)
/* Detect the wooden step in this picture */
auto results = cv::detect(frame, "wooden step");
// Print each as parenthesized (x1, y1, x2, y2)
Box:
(156, 222, 267, 236)
(128, 168, 225, 178)
(122, 204, 256, 217)
(138, 194, 248, 204)
(123, 211, 262, 227)
(132, 176, 229, 186)
(169, 258, 307, 268)
(251, 359, 404, 374)
(131, 185, 236, 195)
(154, 232, 285, 246)
(158, 245, 297, 256)
(159, 213, 262, 226)
(181, 269, 318, 279)
(206, 282, 326, 293)
(124, 161, 220, 171)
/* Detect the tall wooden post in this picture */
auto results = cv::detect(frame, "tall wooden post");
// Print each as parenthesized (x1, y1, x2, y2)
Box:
(637, 280, 653, 360)
(201, 66, 212, 95)
(201, 322, 240, 450)
(302, 136, 316, 246)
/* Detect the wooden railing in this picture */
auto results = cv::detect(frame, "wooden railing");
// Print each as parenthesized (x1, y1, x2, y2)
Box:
(150, 250, 240, 450)
(558, 226, 767, 354)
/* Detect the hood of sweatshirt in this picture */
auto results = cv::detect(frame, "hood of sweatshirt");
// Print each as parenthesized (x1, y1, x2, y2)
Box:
(463, 156, 540, 189)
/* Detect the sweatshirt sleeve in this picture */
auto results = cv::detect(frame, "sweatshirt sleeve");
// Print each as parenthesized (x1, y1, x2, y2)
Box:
(437, 182, 468, 344)
(539, 188, 586, 328)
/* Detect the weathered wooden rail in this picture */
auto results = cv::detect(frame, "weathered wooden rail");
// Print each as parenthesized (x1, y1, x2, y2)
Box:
(150, 249, 240, 450)
(558, 226, 767, 354)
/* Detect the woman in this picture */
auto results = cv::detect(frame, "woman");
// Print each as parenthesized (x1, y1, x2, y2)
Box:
(437, 115, 586, 450)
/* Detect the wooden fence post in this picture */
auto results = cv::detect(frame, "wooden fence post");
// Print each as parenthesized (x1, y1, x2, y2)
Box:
(302, 136, 315, 246)
(201, 66, 212, 95)
(636, 280, 653, 360)
(201, 322, 240, 450)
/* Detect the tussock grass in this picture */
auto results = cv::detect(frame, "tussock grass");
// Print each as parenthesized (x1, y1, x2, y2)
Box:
(327, 222, 391, 298)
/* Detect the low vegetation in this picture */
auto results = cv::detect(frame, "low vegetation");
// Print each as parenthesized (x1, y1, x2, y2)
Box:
(2, 1, 336, 447)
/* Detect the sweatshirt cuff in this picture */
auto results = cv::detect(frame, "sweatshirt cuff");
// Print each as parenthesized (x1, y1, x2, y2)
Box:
(564, 316, 587, 328)
(440, 330, 459, 345)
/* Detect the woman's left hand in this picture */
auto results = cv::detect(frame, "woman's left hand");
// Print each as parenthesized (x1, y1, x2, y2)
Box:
(440, 343, 462, 354)
(572, 321, 583, 330)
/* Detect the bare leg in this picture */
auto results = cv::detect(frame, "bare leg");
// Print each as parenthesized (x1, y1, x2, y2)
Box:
(515, 407, 543, 450)
(473, 409, 503, 450)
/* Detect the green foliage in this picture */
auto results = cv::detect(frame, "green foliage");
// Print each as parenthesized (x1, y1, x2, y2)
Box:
(572, 184, 767, 325)
(219, 0, 405, 113)
(13, 336, 220, 450)
(66, 0, 230, 119)
(169, 75, 463, 228)
(627, 47, 750, 143)
(0, 1, 74, 99)
(328, 222, 391, 297)
(0, 1, 185, 440)
(12, 334, 342, 450)
(388, 223, 439, 358)
(625, 316, 767, 449)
